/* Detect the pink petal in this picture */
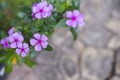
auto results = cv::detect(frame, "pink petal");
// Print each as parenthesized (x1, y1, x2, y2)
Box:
(78, 21, 85, 27)
(66, 11, 73, 18)
(34, 44, 42, 51)
(17, 42, 22, 48)
(42, 1, 48, 6)
(0, 39, 4, 44)
(66, 20, 72, 26)
(8, 27, 15, 35)
(47, 11, 52, 17)
(42, 12, 48, 18)
(34, 33, 41, 40)
(9, 36, 14, 43)
(37, 2, 44, 9)
(73, 10, 80, 17)
(25, 48, 30, 53)
(12, 32, 19, 39)
(41, 41, 48, 48)
(10, 42, 17, 48)
(48, 4, 53, 10)
(32, 6, 39, 13)
(18, 35, 24, 42)
(16, 49, 21, 55)
(35, 13, 41, 19)
(44, 6, 49, 12)
(41, 35, 48, 41)
(21, 52, 26, 57)
(30, 39, 37, 46)
(23, 43, 29, 48)
(72, 21, 77, 28)
(5, 37, 9, 41)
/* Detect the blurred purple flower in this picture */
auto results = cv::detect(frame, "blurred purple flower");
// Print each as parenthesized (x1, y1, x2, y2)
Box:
(30, 33, 48, 51)
(9, 32, 24, 48)
(8, 27, 15, 35)
(66, 10, 85, 28)
(0, 37, 10, 48)
(16, 43, 30, 57)
(32, 1, 53, 20)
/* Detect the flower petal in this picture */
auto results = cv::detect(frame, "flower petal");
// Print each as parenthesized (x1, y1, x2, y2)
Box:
(34, 44, 42, 51)
(41, 41, 48, 48)
(32, 6, 39, 13)
(8, 27, 15, 35)
(10, 42, 17, 48)
(23, 43, 29, 48)
(73, 10, 80, 17)
(41, 35, 48, 41)
(66, 11, 73, 18)
(42, 1, 48, 7)
(77, 14, 84, 22)
(18, 35, 24, 42)
(9, 36, 14, 43)
(34, 33, 41, 40)
(66, 20, 72, 26)
(0, 39, 4, 44)
(44, 6, 50, 12)
(78, 21, 85, 27)
(12, 32, 19, 39)
(47, 11, 52, 17)
(21, 52, 26, 57)
(35, 13, 41, 19)
(42, 12, 48, 18)
(37, 2, 44, 9)
(48, 4, 53, 10)
(17, 42, 22, 48)
(72, 21, 77, 28)
(25, 48, 30, 53)
(16, 49, 21, 55)
(30, 39, 37, 46)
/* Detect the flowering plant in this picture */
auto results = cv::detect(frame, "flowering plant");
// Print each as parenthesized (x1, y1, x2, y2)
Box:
(0, 0, 84, 73)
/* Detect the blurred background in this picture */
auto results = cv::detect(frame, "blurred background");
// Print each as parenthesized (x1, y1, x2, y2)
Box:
(1, 0, 120, 80)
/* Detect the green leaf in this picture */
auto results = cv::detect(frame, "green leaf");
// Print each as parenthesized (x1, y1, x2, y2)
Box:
(66, 0, 73, 6)
(73, 0, 80, 9)
(4, 52, 15, 73)
(45, 45, 53, 51)
(56, 19, 67, 27)
(55, 4, 66, 13)
(23, 57, 36, 68)
(5, 62, 13, 73)
(30, 50, 38, 58)
(70, 27, 78, 40)
(60, 0, 66, 2)
(0, 54, 8, 62)
(16, 55, 23, 66)
(5, 52, 15, 64)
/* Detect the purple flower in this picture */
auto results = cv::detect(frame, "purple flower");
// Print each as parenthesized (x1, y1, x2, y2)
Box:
(66, 10, 85, 28)
(0, 37, 10, 48)
(8, 27, 15, 35)
(9, 32, 24, 48)
(32, 1, 53, 20)
(16, 43, 30, 57)
(30, 33, 48, 51)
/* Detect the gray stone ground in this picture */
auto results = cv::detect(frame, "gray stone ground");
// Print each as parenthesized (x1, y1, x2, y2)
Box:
(7, 0, 120, 80)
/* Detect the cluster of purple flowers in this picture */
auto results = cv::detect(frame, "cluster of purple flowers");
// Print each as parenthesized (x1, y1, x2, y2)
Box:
(0, 1, 85, 58)
(32, 1, 53, 20)
(0, 27, 48, 57)
(32, 1, 84, 28)
(0, 27, 30, 57)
